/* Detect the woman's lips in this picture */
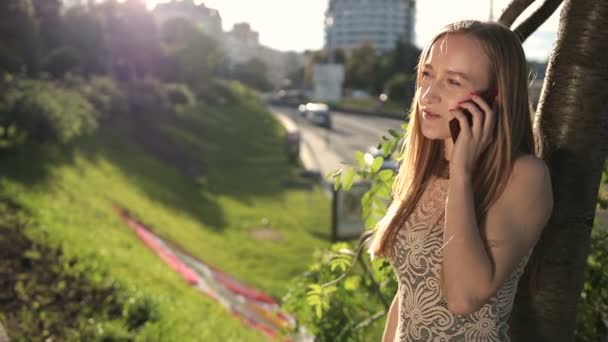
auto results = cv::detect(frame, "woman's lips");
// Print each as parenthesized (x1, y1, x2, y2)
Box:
(423, 110, 441, 119)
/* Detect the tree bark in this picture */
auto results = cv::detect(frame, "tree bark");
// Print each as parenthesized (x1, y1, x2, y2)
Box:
(498, 0, 536, 27)
(509, 0, 608, 340)
(513, 0, 564, 42)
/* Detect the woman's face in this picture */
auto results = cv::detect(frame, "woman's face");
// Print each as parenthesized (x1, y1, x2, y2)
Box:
(418, 33, 492, 140)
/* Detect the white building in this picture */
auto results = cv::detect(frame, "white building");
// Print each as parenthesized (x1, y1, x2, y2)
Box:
(223, 23, 261, 64)
(324, 0, 416, 54)
(153, 0, 223, 38)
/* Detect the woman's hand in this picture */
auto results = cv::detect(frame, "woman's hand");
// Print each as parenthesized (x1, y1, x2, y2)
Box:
(448, 92, 497, 181)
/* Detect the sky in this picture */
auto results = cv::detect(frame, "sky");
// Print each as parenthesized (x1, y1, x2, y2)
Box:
(148, 0, 562, 62)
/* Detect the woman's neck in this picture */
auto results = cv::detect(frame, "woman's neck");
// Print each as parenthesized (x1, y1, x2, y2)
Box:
(443, 138, 454, 161)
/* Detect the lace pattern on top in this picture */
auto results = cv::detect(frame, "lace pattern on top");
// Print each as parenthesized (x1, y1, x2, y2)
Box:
(388, 176, 532, 342)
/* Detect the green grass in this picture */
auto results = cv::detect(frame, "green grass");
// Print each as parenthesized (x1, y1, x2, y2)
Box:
(0, 83, 332, 340)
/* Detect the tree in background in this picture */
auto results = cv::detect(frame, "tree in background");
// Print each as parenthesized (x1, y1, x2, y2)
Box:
(159, 17, 223, 92)
(372, 40, 421, 100)
(31, 0, 63, 52)
(60, 6, 108, 76)
(344, 43, 376, 92)
(230, 58, 273, 92)
(0, 0, 40, 76)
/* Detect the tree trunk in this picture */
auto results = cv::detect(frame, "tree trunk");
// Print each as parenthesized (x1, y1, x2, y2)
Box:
(509, 0, 608, 340)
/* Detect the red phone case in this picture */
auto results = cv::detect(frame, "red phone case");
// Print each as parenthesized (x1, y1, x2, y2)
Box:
(449, 88, 497, 143)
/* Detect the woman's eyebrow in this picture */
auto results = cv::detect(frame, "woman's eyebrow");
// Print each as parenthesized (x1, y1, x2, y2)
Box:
(422, 64, 472, 83)
(446, 70, 472, 82)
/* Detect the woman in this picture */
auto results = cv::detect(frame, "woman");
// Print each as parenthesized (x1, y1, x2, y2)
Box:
(368, 20, 554, 341)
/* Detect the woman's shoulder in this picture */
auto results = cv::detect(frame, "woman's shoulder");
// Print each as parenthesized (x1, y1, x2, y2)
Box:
(511, 153, 550, 183)
(500, 153, 553, 223)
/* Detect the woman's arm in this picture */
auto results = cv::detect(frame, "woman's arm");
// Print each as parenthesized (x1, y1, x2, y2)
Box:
(442, 155, 553, 315)
(382, 292, 399, 342)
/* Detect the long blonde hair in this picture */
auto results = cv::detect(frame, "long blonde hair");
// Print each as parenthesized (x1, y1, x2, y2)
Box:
(369, 20, 538, 259)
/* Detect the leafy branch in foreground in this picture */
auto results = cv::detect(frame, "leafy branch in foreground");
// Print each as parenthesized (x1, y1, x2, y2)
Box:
(282, 124, 405, 341)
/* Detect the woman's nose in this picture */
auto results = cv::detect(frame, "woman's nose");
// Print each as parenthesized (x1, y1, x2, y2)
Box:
(421, 85, 441, 104)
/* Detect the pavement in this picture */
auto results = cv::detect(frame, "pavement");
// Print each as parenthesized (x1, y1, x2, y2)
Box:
(272, 110, 345, 183)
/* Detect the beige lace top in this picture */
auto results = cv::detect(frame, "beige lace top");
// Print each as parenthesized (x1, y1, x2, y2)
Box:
(388, 176, 532, 342)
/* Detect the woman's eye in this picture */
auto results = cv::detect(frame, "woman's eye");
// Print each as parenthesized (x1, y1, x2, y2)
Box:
(448, 79, 461, 86)
(421, 71, 431, 78)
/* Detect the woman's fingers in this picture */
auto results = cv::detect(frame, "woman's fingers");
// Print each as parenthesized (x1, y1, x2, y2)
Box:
(470, 94, 497, 147)
(456, 101, 483, 141)
(449, 109, 472, 141)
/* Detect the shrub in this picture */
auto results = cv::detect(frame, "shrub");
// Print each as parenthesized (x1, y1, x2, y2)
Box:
(163, 82, 196, 115)
(64, 75, 128, 121)
(0, 76, 98, 148)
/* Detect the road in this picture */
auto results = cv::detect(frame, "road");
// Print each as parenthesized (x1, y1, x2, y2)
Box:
(271, 106, 405, 170)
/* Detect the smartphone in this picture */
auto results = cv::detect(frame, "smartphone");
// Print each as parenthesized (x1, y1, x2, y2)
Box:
(449, 88, 498, 143)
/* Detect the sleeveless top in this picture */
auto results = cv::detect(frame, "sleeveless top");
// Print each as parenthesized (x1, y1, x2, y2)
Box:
(387, 176, 532, 342)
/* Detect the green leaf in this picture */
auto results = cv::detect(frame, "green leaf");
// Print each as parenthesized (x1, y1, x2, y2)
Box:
(373, 206, 387, 218)
(376, 184, 391, 199)
(330, 254, 352, 273)
(344, 275, 361, 291)
(342, 167, 355, 192)
(382, 142, 390, 156)
(355, 151, 366, 169)
(378, 169, 394, 181)
(365, 215, 377, 229)
(370, 156, 384, 173)
(401, 123, 408, 130)
(333, 173, 342, 191)
(362, 204, 371, 219)
(388, 128, 400, 138)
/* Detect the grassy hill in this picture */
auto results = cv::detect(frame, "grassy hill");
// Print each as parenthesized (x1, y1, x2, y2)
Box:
(0, 82, 331, 341)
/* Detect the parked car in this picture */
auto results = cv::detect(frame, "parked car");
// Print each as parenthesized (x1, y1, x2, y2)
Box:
(298, 102, 332, 129)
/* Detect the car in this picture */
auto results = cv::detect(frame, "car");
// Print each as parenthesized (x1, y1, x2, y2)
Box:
(298, 102, 332, 129)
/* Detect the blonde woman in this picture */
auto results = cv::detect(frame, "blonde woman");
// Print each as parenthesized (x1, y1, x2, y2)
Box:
(369, 20, 554, 341)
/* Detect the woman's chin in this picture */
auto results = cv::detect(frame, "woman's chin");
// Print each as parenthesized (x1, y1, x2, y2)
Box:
(421, 128, 450, 140)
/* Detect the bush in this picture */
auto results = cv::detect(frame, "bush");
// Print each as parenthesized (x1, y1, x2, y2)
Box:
(0, 76, 98, 148)
(575, 224, 608, 341)
(163, 82, 196, 114)
(126, 78, 172, 118)
(575, 161, 608, 341)
(64, 75, 128, 121)
(126, 78, 195, 118)
(282, 243, 396, 341)
(43, 47, 82, 79)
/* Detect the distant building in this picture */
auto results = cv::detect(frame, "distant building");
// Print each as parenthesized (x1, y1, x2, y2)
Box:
(153, 0, 222, 37)
(153, 2, 305, 89)
(224, 23, 260, 64)
(324, 0, 416, 54)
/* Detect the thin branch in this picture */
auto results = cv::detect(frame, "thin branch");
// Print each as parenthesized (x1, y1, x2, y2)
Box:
(321, 231, 374, 289)
(336, 310, 387, 340)
(498, 0, 536, 27)
(514, 0, 564, 42)
(358, 253, 390, 310)
(353, 310, 387, 331)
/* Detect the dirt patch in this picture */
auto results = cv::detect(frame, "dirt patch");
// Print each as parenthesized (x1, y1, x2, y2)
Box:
(250, 228, 285, 242)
